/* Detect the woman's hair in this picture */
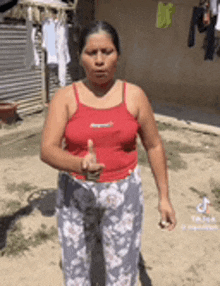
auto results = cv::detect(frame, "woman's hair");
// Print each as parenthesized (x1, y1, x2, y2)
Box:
(78, 21, 121, 55)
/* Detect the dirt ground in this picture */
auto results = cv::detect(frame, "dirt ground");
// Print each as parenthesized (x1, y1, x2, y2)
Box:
(0, 112, 220, 286)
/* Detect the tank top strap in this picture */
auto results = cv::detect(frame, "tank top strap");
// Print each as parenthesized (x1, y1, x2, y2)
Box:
(123, 80, 127, 107)
(72, 82, 80, 104)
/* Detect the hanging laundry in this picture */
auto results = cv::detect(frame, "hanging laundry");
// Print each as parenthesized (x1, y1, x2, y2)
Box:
(210, 0, 219, 15)
(156, 2, 176, 28)
(166, 3, 176, 27)
(25, 20, 40, 69)
(32, 26, 40, 67)
(188, 3, 217, 61)
(42, 16, 71, 87)
(25, 7, 40, 69)
(156, 2, 167, 28)
(42, 18, 58, 64)
(25, 19, 35, 68)
(215, 3, 220, 30)
(55, 20, 71, 87)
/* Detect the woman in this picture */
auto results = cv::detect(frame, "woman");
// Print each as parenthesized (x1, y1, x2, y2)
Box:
(41, 20, 176, 286)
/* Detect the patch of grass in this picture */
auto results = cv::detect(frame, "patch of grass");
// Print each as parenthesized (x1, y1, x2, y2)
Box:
(139, 137, 211, 171)
(20, 182, 38, 193)
(189, 187, 207, 199)
(164, 140, 203, 154)
(32, 225, 57, 248)
(40, 223, 47, 230)
(212, 188, 220, 199)
(0, 223, 58, 257)
(163, 140, 204, 171)
(189, 184, 220, 212)
(6, 182, 38, 194)
(137, 139, 200, 171)
(166, 151, 187, 171)
(0, 222, 30, 257)
(211, 188, 220, 211)
(6, 182, 17, 193)
(5, 199, 22, 214)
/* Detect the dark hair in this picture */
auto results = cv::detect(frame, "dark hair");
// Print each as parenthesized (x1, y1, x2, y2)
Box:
(78, 21, 121, 55)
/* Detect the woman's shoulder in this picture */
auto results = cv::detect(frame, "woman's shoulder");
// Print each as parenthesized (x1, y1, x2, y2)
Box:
(121, 80, 147, 103)
(54, 84, 73, 100)
(51, 82, 79, 104)
(121, 80, 152, 116)
(122, 80, 145, 96)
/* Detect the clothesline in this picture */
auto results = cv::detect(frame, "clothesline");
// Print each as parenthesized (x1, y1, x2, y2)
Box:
(4, 0, 78, 24)
(19, 0, 78, 10)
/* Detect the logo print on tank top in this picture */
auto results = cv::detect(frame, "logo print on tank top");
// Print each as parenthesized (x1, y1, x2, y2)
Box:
(90, 121, 114, 128)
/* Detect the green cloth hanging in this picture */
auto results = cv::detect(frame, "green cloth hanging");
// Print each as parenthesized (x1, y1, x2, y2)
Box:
(156, 2, 176, 28)
(166, 3, 176, 27)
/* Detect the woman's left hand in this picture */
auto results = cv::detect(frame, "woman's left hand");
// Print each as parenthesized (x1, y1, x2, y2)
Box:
(158, 199, 176, 231)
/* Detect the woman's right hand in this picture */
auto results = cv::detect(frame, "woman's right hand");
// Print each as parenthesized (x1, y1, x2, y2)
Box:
(81, 139, 105, 182)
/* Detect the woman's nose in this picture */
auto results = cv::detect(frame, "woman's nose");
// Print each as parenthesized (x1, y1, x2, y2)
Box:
(95, 51, 104, 65)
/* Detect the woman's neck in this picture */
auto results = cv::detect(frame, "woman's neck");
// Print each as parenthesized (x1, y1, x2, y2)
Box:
(83, 78, 116, 98)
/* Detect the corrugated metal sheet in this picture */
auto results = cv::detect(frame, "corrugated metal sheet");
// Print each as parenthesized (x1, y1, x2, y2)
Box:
(0, 23, 44, 116)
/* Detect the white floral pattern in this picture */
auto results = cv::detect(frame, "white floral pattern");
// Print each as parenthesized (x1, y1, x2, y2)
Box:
(63, 221, 83, 249)
(57, 166, 143, 286)
(66, 277, 89, 286)
(98, 186, 125, 209)
(114, 272, 133, 286)
(120, 181, 129, 193)
(117, 236, 126, 246)
(118, 247, 129, 257)
(105, 245, 123, 269)
(114, 211, 135, 234)
(133, 167, 142, 185)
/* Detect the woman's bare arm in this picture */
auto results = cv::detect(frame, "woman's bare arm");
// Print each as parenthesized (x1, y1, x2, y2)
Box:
(40, 88, 83, 173)
(136, 88, 168, 198)
(135, 87, 176, 230)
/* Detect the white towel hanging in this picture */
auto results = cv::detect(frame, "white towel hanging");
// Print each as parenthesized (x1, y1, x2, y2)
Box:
(215, 3, 220, 30)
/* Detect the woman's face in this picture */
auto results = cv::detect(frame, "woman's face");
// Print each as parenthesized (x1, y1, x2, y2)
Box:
(80, 31, 119, 85)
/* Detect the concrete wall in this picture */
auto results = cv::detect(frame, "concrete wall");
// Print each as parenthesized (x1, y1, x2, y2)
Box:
(95, 0, 220, 112)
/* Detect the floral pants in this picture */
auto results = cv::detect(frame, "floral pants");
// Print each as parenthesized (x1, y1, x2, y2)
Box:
(56, 167, 144, 286)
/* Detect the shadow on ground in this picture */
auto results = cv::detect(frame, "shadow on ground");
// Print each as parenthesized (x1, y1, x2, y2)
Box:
(0, 189, 152, 286)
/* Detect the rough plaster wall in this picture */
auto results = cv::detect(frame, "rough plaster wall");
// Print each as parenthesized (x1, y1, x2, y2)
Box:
(95, 0, 220, 111)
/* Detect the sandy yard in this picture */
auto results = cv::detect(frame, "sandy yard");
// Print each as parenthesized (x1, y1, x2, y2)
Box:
(0, 112, 220, 286)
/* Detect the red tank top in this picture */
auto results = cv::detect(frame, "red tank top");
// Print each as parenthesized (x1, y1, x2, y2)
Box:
(64, 81, 141, 182)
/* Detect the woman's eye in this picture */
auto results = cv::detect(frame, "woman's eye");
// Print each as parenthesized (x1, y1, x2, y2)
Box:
(87, 51, 97, 56)
(104, 50, 113, 55)
(86, 49, 113, 56)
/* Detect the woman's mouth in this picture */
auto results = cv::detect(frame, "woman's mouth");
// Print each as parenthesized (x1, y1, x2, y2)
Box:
(94, 69, 106, 73)
(94, 70, 107, 77)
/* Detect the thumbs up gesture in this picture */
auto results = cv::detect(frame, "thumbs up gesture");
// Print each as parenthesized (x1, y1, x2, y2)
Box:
(81, 139, 105, 182)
